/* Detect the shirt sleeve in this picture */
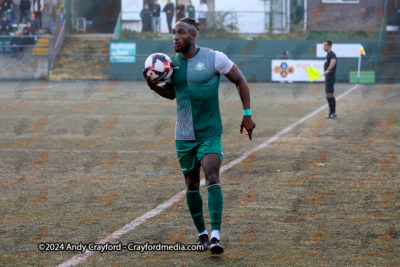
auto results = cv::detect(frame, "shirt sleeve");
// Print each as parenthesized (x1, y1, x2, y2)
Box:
(215, 51, 234, 75)
(328, 51, 336, 60)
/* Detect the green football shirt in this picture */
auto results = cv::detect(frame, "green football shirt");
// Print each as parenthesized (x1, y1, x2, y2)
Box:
(168, 47, 233, 140)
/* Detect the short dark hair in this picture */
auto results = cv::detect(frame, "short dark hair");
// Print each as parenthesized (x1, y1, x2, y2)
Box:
(324, 40, 332, 47)
(178, 17, 201, 32)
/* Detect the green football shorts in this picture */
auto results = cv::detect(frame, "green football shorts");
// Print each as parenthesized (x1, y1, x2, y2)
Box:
(175, 135, 223, 175)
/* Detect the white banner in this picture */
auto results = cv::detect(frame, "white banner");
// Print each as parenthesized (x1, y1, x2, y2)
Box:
(271, 60, 325, 82)
(122, 0, 143, 20)
(316, 44, 361, 58)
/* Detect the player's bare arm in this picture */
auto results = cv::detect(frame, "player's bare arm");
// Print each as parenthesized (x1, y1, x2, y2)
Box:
(225, 64, 256, 140)
(324, 59, 336, 76)
(142, 70, 176, 100)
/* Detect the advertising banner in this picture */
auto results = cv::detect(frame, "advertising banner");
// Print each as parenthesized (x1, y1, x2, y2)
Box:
(110, 43, 136, 63)
(271, 60, 325, 82)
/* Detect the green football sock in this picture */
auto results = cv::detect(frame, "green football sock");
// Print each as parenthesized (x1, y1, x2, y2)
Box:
(207, 183, 223, 232)
(186, 188, 206, 233)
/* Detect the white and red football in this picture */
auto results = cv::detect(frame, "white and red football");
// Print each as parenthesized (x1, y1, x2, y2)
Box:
(144, 53, 173, 82)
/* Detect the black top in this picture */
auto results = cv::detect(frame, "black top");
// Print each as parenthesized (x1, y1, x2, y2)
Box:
(163, 3, 175, 15)
(23, 26, 36, 45)
(152, 4, 161, 17)
(324, 51, 337, 76)
(20, 0, 31, 11)
(23, 26, 36, 36)
(0, 19, 11, 30)
(176, 4, 185, 14)
(2, 0, 13, 8)
(140, 9, 152, 19)
(11, 35, 23, 45)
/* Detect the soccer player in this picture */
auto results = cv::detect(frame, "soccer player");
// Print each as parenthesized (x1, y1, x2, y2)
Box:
(143, 17, 256, 255)
(323, 40, 337, 119)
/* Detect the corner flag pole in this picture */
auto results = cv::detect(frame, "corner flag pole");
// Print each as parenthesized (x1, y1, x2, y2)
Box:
(357, 54, 361, 84)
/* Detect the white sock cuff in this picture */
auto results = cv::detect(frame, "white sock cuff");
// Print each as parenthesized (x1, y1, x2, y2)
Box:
(198, 230, 208, 236)
(186, 188, 199, 193)
(211, 230, 220, 240)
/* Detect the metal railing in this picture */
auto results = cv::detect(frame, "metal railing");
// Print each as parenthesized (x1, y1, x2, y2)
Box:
(0, 35, 50, 52)
(49, 13, 66, 70)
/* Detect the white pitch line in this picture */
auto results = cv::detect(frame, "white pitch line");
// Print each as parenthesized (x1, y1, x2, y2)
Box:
(59, 84, 359, 267)
(220, 84, 360, 171)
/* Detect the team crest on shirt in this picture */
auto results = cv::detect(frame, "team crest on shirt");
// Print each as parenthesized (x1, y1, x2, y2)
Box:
(195, 62, 205, 71)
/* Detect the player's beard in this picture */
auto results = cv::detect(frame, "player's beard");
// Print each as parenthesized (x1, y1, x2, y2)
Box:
(175, 42, 191, 53)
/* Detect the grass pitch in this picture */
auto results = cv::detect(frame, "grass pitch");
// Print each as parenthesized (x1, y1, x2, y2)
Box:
(0, 80, 399, 266)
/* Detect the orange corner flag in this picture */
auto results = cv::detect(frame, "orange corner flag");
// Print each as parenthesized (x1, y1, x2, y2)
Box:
(360, 45, 366, 56)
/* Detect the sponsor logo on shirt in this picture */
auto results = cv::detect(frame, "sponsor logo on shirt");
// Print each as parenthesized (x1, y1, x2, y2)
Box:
(195, 62, 205, 71)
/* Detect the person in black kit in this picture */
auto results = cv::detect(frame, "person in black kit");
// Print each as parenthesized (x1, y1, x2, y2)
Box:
(323, 40, 337, 119)
(163, 0, 174, 34)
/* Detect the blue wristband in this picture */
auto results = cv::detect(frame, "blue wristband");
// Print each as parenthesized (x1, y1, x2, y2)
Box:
(243, 109, 252, 116)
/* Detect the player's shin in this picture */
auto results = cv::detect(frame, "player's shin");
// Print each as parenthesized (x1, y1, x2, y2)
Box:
(207, 183, 223, 239)
(186, 188, 206, 233)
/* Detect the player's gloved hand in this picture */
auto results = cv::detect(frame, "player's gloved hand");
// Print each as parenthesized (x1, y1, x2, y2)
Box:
(240, 116, 256, 140)
(142, 69, 159, 90)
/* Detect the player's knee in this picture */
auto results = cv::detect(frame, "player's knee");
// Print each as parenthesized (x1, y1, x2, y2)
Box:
(206, 173, 220, 185)
(186, 179, 200, 191)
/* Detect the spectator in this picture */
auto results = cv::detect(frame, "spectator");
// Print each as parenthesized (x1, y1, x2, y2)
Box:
(49, 0, 63, 33)
(0, 0, 3, 17)
(29, 12, 38, 31)
(0, 15, 11, 35)
(5, 2, 14, 23)
(281, 50, 289, 59)
(11, 30, 23, 56)
(18, 23, 24, 33)
(176, 1, 185, 22)
(198, 1, 208, 26)
(51, 0, 64, 20)
(187, 0, 195, 19)
(152, 0, 160, 33)
(163, 0, 174, 34)
(23, 20, 36, 46)
(140, 3, 152, 33)
(20, 0, 31, 23)
(31, 0, 44, 29)
(1, 0, 13, 18)
(43, 0, 50, 15)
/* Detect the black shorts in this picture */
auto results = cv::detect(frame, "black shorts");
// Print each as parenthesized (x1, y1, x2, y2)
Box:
(325, 76, 336, 94)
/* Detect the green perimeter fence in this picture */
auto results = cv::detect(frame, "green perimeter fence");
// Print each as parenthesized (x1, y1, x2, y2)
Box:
(109, 39, 398, 83)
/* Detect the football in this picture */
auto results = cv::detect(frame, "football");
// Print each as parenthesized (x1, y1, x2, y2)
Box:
(144, 53, 173, 82)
